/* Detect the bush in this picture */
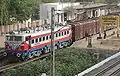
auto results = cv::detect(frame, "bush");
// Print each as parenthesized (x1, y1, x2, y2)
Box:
(4, 48, 100, 76)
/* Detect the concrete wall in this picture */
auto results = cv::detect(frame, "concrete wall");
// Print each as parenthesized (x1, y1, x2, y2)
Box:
(0, 20, 41, 35)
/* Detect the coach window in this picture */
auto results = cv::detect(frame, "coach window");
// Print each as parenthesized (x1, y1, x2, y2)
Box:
(32, 39, 34, 44)
(59, 33, 61, 36)
(56, 33, 58, 37)
(49, 35, 51, 39)
(46, 36, 48, 40)
(64, 31, 66, 35)
(67, 30, 69, 34)
(36, 38, 38, 43)
(62, 32, 64, 36)
(43, 36, 45, 41)
(39, 37, 41, 42)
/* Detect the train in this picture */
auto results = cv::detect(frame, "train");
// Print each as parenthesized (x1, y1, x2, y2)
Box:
(4, 24, 72, 60)
(2, 17, 116, 60)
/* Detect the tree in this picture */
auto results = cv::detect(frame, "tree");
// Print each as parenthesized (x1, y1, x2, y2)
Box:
(105, 0, 118, 4)
(105, 0, 119, 13)
(75, 0, 93, 2)
(0, 0, 42, 25)
(0, 0, 10, 25)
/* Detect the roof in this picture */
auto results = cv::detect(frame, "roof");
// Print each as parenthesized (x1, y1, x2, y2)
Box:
(6, 24, 71, 37)
(72, 3, 107, 10)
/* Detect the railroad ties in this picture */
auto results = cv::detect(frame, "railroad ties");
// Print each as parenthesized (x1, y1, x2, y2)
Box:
(0, 53, 50, 73)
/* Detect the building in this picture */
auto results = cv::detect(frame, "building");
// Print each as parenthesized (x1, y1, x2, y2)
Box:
(40, 2, 80, 24)
(40, 2, 120, 24)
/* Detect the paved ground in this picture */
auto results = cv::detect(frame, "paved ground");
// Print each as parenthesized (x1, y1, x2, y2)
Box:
(71, 29, 120, 50)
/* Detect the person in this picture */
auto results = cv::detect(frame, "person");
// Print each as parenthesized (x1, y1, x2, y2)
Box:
(97, 33, 102, 40)
(103, 31, 106, 39)
(87, 36, 92, 48)
(85, 32, 88, 41)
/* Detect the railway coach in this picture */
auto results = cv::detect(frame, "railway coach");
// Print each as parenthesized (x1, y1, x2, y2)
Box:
(4, 24, 72, 60)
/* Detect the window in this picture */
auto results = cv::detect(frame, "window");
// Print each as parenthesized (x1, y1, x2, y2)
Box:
(49, 35, 51, 39)
(32, 39, 34, 44)
(59, 33, 61, 36)
(67, 31, 69, 34)
(46, 36, 48, 40)
(64, 31, 66, 35)
(62, 32, 64, 36)
(36, 38, 38, 43)
(43, 37, 45, 41)
(14, 36, 22, 41)
(6, 36, 22, 41)
(39, 38, 41, 42)
(6, 36, 10, 41)
(25, 37, 28, 41)
(56, 33, 58, 37)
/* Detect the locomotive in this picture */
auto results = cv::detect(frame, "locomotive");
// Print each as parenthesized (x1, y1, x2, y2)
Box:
(4, 24, 72, 60)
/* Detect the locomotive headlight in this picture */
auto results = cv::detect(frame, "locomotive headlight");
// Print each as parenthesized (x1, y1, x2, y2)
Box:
(3, 52, 7, 56)
(16, 53, 21, 57)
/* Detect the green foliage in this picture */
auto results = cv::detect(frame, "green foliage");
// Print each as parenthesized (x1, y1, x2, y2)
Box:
(105, 0, 118, 4)
(75, 0, 93, 2)
(4, 48, 100, 76)
(0, 0, 54, 25)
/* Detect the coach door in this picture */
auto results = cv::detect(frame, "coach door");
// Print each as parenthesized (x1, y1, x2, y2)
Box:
(28, 36, 31, 49)
(25, 35, 31, 49)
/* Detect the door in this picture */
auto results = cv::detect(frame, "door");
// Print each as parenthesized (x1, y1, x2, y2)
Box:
(25, 35, 31, 49)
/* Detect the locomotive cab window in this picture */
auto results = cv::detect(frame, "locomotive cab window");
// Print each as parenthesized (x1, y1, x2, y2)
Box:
(6, 36, 22, 41)
(15, 36, 22, 41)
(6, 36, 10, 41)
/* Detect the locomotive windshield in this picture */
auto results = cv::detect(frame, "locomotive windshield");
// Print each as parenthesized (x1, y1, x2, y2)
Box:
(6, 36, 22, 41)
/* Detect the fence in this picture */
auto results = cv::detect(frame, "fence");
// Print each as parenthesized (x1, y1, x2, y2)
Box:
(0, 20, 42, 35)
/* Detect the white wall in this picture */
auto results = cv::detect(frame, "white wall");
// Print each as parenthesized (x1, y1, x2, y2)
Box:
(40, 2, 80, 24)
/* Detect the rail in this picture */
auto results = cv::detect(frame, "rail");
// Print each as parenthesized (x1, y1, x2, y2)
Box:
(0, 53, 50, 72)
(109, 66, 120, 76)
(76, 51, 120, 76)
(94, 59, 120, 76)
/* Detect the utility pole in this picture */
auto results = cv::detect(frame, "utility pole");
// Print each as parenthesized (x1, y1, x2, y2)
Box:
(50, 7, 55, 76)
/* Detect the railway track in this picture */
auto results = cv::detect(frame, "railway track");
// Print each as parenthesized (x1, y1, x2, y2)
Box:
(0, 53, 50, 72)
(109, 67, 120, 76)
(94, 59, 120, 76)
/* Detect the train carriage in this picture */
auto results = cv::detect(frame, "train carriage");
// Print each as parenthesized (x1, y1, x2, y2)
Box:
(4, 24, 72, 60)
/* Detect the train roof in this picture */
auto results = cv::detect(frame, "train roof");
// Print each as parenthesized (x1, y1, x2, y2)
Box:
(6, 24, 71, 37)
